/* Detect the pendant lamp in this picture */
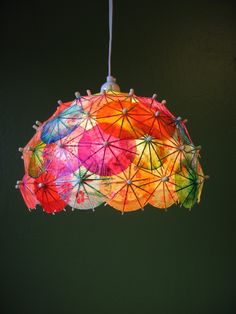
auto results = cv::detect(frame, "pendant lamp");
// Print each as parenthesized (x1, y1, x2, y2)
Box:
(16, 0, 208, 214)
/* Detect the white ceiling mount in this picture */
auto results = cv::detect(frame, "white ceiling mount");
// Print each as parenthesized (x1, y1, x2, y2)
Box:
(100, 76, 120, 92)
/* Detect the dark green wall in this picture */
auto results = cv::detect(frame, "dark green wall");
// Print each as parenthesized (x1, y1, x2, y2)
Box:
(1, 0, 235, 313)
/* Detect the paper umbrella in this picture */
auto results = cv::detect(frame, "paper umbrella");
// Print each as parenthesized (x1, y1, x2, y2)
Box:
(16, 1, 208, 214)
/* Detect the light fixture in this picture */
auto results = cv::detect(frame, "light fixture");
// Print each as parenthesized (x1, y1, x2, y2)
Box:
(16, 0, 208, 214)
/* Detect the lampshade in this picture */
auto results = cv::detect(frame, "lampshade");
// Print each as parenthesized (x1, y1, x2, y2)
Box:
(16, 89, 207, 214)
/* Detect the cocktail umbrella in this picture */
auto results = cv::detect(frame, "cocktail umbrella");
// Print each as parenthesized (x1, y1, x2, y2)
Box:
(173, 116, 192, 144)
(15, 174, 38, 210)
(19, 125, 42, 174)
(28, 141, 46, 178)
(34, 171, 69, 213)
(175, 160, 206, 209)
(56, 167, 110, 210)
(136, 96, 191, 144)
(160, 131, 201, 174)
(105, 163, 153, 213)
(144, 165, 178, 209)
(132, 135, 167, 170)
(43, 126, 84, 176)
(78, 124, 137, 176)
(41, 102, 85, 144)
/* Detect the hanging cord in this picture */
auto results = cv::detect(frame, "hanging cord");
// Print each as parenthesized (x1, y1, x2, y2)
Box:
(108, 0, 113, 77)
(100, 0, 120, 92)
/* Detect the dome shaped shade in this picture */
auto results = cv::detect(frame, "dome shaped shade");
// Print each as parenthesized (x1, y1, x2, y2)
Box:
(17, 91, 206, 213)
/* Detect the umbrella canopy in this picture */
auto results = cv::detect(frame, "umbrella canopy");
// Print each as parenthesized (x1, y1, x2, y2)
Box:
(28, 141, 46, 178)
(17, 174, 38, 210)
(78, 124, 136, 176)
(43, 126, 84, 176)
(56, 167, 110, 210)
(105, 163, 153, 213)
(34, 171, 69, 213)
(21, 127, 42, 174)
(146, 166, 178, 209)
(175, 160, 205, 209)
(41, 103, 85, 144)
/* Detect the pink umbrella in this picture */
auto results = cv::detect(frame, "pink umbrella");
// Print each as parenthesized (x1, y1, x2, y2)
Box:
(43, 126, 84, 176)
(78, 125, 137, 176)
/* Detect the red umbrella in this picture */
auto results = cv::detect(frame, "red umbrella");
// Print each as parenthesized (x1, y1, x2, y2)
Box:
(34, 171, 69, 213)
(16, 174, 38, 210)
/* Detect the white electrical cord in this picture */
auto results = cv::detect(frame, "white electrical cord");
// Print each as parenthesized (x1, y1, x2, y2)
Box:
(108, 0, 113, 77)
(100, 0, 120, 92)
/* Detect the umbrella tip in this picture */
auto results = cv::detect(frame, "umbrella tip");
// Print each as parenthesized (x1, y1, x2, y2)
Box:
(86, 89, 92, 96)
(18, 147, 24, 152)
(129, 88, 134, 96)
(155, 110, 160, 117)
(15, 180, 22, 188)
(57, 100, 63, 105)
(75, 91, 80, 99)
(35, 121, 42, 126)
(152, 93, 157, 99)
(161, 99, 167, 105)
(32, 124, 38, 131)
(161, 176, 169, 182)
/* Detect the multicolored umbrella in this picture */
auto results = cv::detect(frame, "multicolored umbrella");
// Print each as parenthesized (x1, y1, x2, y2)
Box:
(56, 167, 111, 211)
(41, 103, 85, 144)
